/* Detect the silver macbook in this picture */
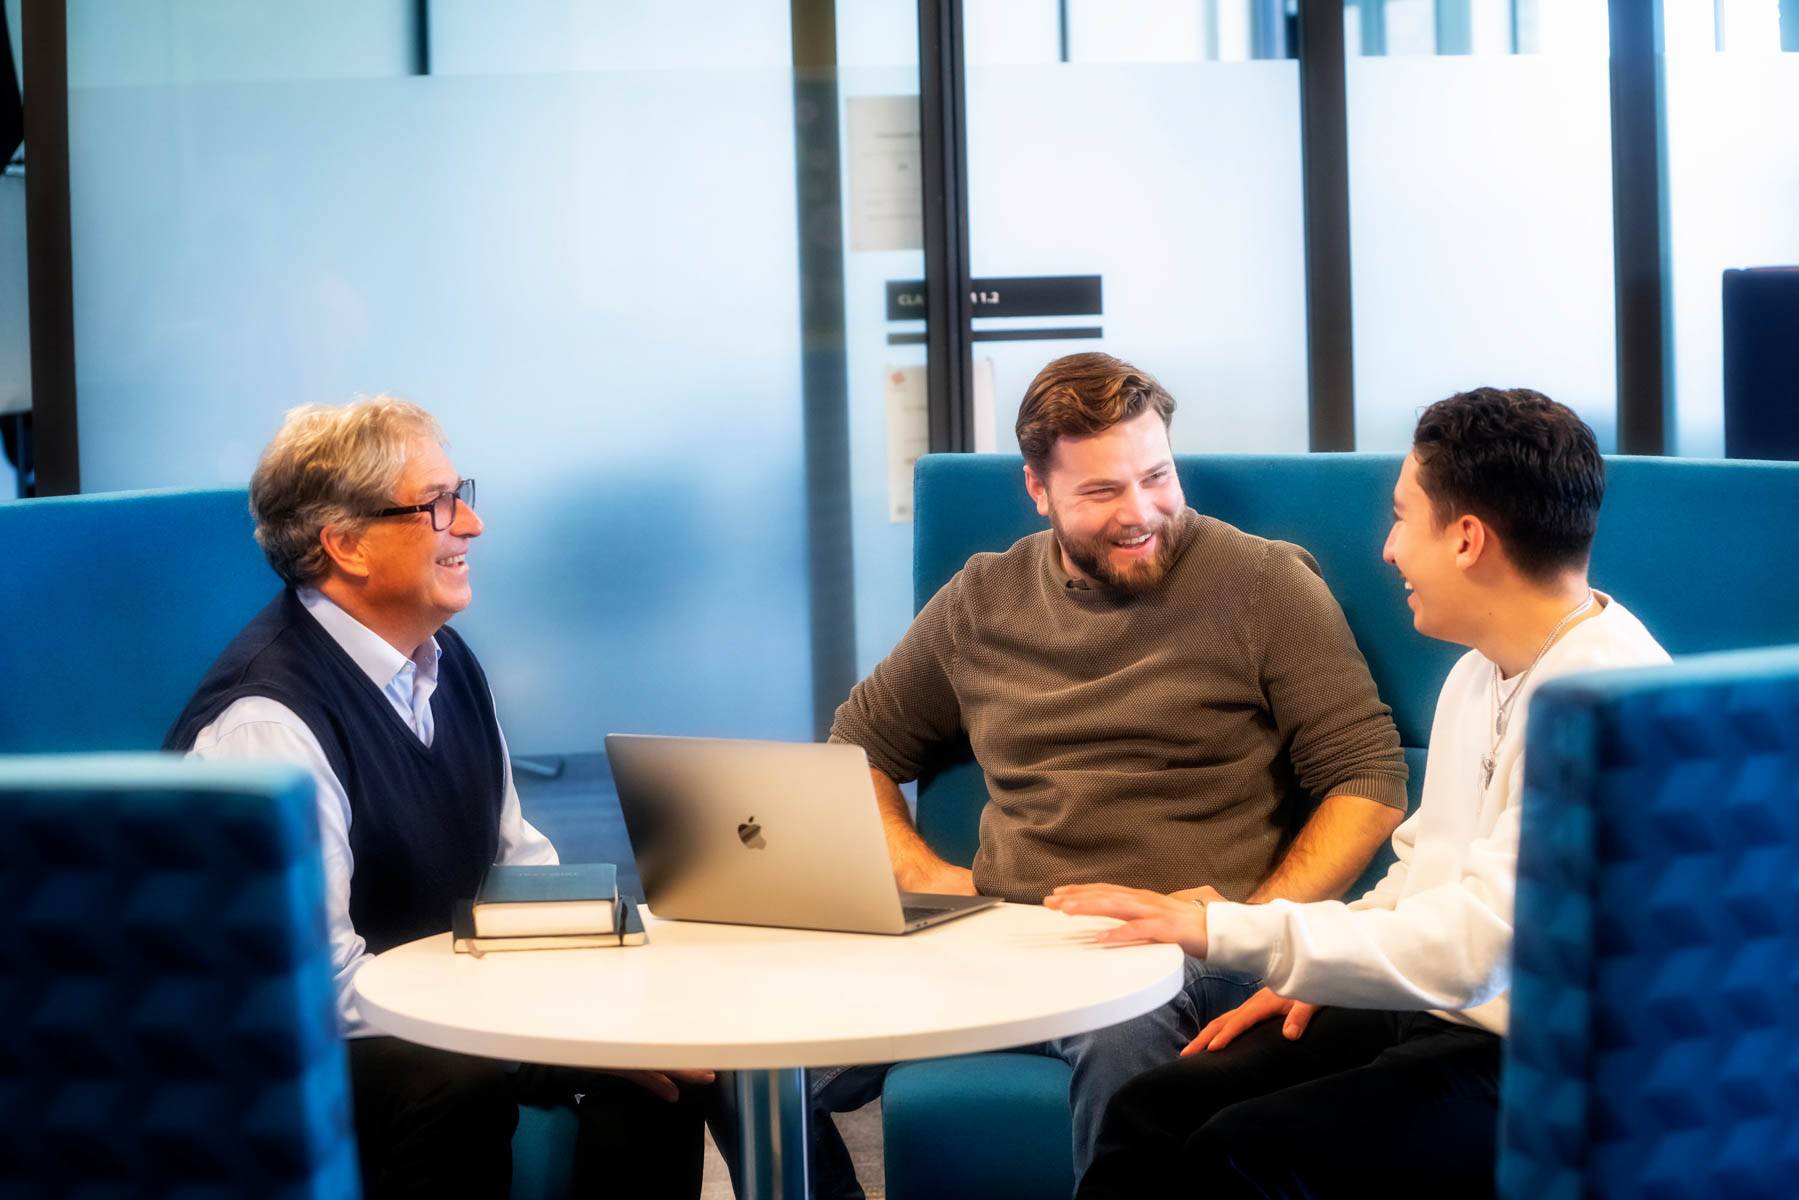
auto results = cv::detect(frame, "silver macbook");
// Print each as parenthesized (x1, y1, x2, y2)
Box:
(605, 734, 999, 935)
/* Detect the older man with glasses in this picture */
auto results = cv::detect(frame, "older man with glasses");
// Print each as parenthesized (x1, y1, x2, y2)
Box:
(167, 396, 715, 1199)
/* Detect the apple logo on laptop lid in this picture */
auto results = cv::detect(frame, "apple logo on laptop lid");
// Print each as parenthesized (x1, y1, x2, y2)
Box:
(737, 817, 767, 850)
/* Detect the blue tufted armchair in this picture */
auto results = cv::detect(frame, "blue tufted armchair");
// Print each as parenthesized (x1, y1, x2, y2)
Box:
(1504, 646, 1799, 1199)
(0, 755, 360, 1195)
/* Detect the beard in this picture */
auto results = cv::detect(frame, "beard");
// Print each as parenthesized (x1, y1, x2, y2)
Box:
(1049, 506, 1181, 596)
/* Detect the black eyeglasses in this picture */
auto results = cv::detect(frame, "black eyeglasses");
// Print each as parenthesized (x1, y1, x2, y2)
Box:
(371, 478, 476, 531)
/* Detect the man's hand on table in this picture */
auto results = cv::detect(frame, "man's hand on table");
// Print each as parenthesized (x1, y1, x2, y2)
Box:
(1181, 985, 1319, 1056)
(1167, 884, 1226, 905)
(1044, 883, 1212, 957)
(602, 1068, 717, 1102)
(902, 861, 978, 896)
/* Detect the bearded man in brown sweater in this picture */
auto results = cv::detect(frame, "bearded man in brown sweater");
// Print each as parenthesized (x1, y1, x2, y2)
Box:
(809, 352, 1409, 1199)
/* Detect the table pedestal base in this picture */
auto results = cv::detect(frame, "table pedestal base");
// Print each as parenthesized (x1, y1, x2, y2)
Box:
(734, 1067, 811, 1200)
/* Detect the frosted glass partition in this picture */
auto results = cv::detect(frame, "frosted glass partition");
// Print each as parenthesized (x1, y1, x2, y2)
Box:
(837, 67, 926, 677)
(840, 63, 1309, 677)
(1663, 51, 1799, 457)
(1347, 55, 1618, 451)
(68, 71, 813, 753)
(428, 0, 791, 73)
(964, 63, 1309, 456)
(65, 0, 416, 85)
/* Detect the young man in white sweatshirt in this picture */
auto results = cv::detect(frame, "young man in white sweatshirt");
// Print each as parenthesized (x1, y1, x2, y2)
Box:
(1048, 387, 1671, 1198)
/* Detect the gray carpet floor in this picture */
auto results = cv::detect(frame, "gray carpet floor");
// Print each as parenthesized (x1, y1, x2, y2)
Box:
(700, 1102, 884, 1199)
(517, 754, 888, 1199)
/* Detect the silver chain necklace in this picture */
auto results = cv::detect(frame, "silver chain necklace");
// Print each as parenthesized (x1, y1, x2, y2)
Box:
(1480, 591, 1596, 790)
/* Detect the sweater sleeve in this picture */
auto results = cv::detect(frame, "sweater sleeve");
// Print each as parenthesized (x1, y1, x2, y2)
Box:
(1205, 800, 1517, 1010)
(828, 574, 964, 784)
(1256, 543, 1409, 811)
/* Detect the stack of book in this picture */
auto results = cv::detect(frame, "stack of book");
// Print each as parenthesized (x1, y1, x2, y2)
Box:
(450, 863, 646, 956)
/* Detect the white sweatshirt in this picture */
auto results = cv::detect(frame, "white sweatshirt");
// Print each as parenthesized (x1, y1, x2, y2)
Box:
(1205, 593, 1669, 1035)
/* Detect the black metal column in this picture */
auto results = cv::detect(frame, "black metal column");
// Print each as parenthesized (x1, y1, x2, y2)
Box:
(411, 0, 431, 75)
(918, 0, 972, 454)
(1297, 0, 1356, 451)
(791, 0, 858, 737)
(1609, 0, 1672, 455)
(22, 0, 78, 494)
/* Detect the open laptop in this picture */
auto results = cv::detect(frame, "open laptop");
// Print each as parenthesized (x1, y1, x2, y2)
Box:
(605, 734, 1000, 934)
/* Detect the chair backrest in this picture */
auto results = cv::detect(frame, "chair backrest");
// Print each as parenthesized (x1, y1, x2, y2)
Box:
(0, 754, 358, 1194)
(1502, 645, 1799, 1197)
(912, 453, 1799, 865)
(0, 488, 275, 752)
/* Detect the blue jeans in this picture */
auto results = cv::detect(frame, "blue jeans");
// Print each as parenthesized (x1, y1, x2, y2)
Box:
(807, 957, 1260, 1200)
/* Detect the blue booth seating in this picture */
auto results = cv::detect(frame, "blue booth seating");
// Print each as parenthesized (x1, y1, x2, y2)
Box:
(0, 488, 576, 1197)
(0, 755, 359, 1197)
(0, 489, 267, 753)
(1505, 646, 1799, 1199)
(886, 453, 1799, 1199)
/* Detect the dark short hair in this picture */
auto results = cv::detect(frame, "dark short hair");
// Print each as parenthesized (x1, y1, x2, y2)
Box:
(1015, 352, 1175, 475)
(1412, 387, 1604, 581)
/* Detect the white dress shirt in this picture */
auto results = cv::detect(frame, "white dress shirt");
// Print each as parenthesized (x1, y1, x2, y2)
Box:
(187, 588, 558, 1036)
(1205, 593, 1670, 1035)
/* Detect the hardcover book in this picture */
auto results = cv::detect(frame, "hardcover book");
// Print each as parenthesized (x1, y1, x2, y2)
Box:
(452, 895, 646, 956)
(471, 862, 619, 937)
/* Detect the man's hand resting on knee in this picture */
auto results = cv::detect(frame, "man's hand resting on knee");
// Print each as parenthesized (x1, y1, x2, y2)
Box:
(1181, 986, 1319, 1056)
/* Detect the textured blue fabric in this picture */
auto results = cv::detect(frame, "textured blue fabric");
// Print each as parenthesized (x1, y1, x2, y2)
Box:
(896, 452, 1799, 1200)
(513, 1102, 579, 1199)
(0, 754, 360, 1196)
(0, 487, 272, 753)
(884, 1055, 1076, 1200)
(1501, 645, 1799, 1200)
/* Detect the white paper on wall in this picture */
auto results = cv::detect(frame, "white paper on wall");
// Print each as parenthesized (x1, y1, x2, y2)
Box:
(846, 95, 923, 252)
(973, 356, 996, 451)
(884, 364, 927, 522)
(884, 358, 999, 523)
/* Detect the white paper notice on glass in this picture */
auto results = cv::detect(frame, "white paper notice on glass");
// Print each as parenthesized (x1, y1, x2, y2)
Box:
(971, 357, 997, 452)
(885, 366, 928, 522)
(847, 96, 923, 252)
(885, 359, 998, 523)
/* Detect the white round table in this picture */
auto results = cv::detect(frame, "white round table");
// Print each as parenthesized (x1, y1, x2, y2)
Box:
(355, 901, 1182, 1198)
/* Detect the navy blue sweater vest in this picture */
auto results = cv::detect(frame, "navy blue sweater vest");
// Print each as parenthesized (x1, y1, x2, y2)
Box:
(166, 589, 506, 956)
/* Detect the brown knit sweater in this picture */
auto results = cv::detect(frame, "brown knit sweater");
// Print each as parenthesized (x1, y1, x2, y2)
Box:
(830, 508, 1408, 904)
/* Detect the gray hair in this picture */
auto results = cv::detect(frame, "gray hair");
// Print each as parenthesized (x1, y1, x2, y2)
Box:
(249, 395, 445, 587)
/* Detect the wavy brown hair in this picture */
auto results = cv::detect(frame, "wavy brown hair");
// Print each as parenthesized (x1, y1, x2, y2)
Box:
(250, 396, 444, 587)
(1015, 352, 1176, 475)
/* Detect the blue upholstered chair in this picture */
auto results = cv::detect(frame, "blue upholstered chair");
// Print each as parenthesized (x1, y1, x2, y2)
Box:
(0, 755, 359, 1195)
(888, 453, 1799, 1199)
(1504, 646, 1799, 1198)
(0, 488, 271, 754)
(0, 487, 577, 1196)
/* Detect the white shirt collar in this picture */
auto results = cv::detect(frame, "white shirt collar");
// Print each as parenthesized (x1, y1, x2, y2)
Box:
(297, 588, 441, 692)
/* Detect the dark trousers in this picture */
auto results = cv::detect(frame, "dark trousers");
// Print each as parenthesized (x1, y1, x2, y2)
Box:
(1078, 1008, 1502, 1200)
(349, 1037, 711, 1199)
